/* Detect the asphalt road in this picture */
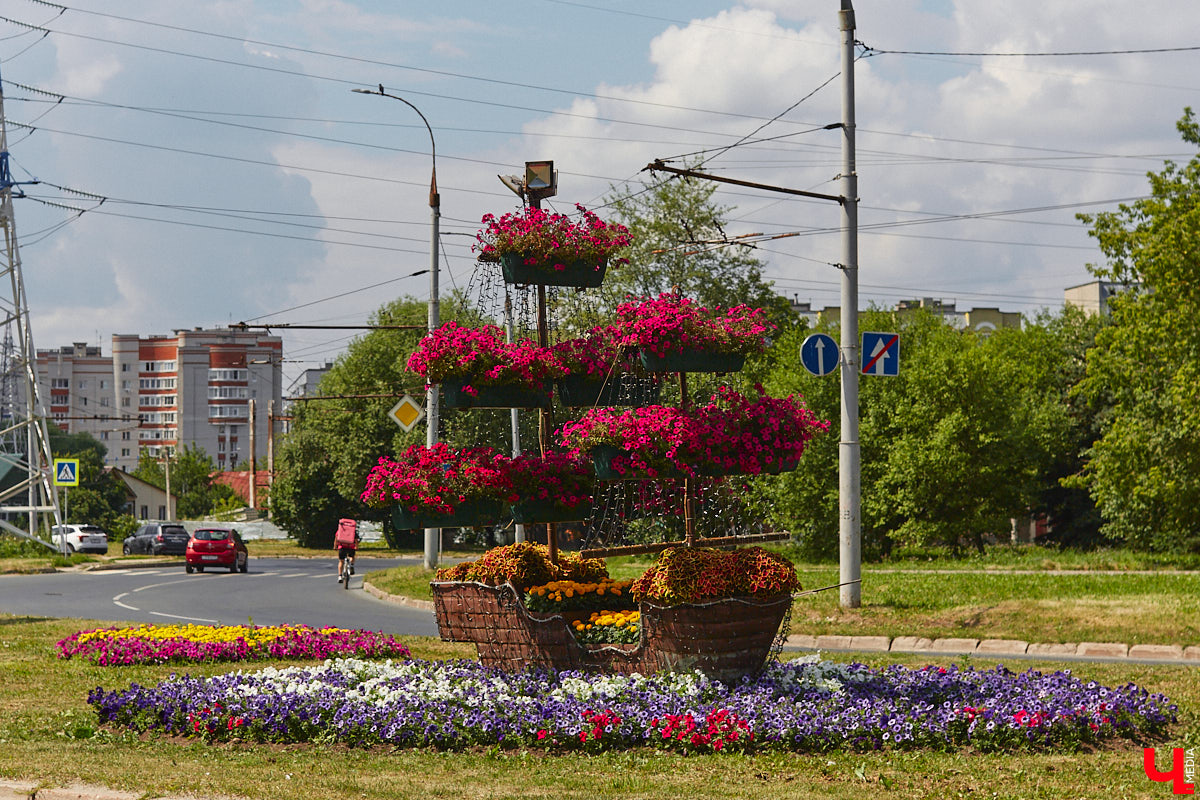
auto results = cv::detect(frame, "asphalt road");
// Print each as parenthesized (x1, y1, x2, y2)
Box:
(0, 557, 440, 636)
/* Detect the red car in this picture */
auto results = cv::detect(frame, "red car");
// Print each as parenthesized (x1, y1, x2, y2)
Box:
(185, 527, 249, 574)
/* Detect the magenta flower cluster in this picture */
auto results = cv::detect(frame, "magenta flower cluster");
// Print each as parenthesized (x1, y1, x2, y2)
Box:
(57, 625, 411, 666)
(474, 204, 632, 268)
(558, 386, 829, 478)
(361, 444, 598, 515)
(406, 321, 567, 390)
(550, 324, 632, 377)
(616, 293, 776, 357)
(361, 443, 515, 515)
(505, 451, 595, 512)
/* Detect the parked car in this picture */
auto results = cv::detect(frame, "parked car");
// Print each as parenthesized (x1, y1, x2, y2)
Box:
(51, 524, 109, 555)
(185, 527, 248, 574)
(123, 522, 190, 556)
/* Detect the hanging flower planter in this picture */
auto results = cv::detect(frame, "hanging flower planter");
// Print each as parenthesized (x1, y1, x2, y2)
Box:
(392, 499, 505, 531)
(590, 444, 683, 481)
(510, 498, 594, 524)
(441, 377, 551, 409)
(500, 253, 609, 288)
(639, 347, 746, 374)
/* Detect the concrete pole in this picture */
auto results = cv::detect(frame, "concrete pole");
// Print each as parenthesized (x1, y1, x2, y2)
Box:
(424, 160, 441, 570)
(838, 0, 862, 608)
(248, 398, 257, 509)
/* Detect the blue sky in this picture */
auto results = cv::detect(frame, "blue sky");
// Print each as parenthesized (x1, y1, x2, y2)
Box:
(2, 0, 1198, 389)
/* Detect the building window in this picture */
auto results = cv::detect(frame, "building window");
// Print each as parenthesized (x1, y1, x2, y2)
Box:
(139, 504, 147, 518)
(51, 378, 69, 389)
(100, 397, 110, 407)
(100, 379, 108, 389)
(121, 431, 131, 440)
(78, 379, 89, 389)
(143, 360, 176, 373)
(123, 449, 132, 458)
(121, 380, 131, 390)
(100, 431, 109, 440)
(158, 505, 167, 520)
(138, 377, 177, 390)
(122, 363, 130, 372)
(208, 368, 246, 382)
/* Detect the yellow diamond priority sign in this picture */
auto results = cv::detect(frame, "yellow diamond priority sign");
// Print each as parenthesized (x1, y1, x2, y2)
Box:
(388, 396, 425, 432)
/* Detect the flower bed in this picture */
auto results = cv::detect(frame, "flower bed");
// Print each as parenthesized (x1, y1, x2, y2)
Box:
(88, 656, 1178, 753)
(57, 624, 411, 666)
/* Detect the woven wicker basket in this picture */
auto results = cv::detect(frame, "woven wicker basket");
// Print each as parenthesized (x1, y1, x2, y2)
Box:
(431, 580, 789, 682)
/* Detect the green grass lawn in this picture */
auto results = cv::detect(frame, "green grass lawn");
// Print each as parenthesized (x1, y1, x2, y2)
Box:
(0, 613, 1195, 800)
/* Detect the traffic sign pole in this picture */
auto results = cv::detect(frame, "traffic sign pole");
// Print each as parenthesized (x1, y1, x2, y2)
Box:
(838, 0, 861, 609)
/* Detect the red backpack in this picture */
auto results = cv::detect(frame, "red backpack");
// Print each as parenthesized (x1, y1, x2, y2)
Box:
(334, 518, 358, 548)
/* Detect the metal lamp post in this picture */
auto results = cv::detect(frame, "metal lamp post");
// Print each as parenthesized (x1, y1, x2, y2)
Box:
(353, 85, 442, 570)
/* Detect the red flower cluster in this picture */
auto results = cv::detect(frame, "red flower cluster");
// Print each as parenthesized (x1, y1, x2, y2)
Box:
(360, 443, 513, 515)
(579, 707, 622, 744)
(651, 708, 754, 752)
(629, 546, 800, 606)
(615, 293, 775, 357)
(558, 387, 829, 478)
(406, 321, 566, 389)
(474, 204, 632, 267)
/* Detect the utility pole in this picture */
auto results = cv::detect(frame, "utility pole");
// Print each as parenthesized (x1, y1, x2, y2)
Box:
(248, 398, 257, 509)
(164, 452, 172, 520)
(838, 0, 862, 608)
(266, 399, 274, 496)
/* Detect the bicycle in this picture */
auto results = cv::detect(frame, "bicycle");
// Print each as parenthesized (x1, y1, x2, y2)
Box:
(340, 557, 351, 589)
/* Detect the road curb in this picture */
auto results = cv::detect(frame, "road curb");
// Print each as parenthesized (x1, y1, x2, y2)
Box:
(363, 580, 435, 611)
(785, 634, 1200, 666)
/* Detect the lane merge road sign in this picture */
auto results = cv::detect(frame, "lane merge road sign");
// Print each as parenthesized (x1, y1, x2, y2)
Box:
(861, 332, 900, 376)
(800, 333, 839, 377)
(53, 458, 80, 487)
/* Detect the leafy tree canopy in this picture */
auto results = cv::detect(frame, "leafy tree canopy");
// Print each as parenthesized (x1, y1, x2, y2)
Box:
(1071, 108, 1200, 552)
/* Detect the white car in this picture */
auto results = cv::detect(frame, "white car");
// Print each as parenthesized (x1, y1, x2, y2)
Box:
(51, 524, 110, 555)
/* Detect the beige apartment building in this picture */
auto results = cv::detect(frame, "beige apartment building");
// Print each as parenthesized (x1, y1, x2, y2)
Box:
(33, 328, 282, 472)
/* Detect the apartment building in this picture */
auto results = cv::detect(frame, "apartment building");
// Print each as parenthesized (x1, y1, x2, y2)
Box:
(789, 297, 1023, 333)
(33, 328, 282, 471)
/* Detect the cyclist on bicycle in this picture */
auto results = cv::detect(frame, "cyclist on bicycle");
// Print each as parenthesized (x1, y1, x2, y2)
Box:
(335, 518, 359, 582)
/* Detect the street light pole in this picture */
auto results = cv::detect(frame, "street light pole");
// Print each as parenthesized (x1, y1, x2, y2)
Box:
(353, 85, 441, 570)
(838, 0, 862, 608)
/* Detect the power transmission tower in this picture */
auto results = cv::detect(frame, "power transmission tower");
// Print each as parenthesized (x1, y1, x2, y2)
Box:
(0, 71, 63, 550)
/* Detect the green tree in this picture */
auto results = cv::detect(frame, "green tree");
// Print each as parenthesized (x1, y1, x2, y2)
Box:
(759, 308, 1076, 558)
(270, 293, 512, 547)
(47, 428, 131, 530)
(1071, 108, 1200, 553)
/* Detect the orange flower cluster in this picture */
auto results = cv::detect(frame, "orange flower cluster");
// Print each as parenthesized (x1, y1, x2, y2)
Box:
(524, 578, 635, 612)
(435, 542, 607, 592)
(629, 546, 800, 606)
(572, 610, 641, 645)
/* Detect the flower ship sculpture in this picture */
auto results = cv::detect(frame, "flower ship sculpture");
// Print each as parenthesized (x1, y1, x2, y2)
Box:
(367, 198, 829, 681)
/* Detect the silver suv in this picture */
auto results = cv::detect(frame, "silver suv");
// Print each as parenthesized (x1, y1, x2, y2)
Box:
(52, 524, 109, 555)
(123, 522, 190, 556)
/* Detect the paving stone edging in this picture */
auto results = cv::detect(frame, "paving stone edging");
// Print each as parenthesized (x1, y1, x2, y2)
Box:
(786, 634, 1200, 663)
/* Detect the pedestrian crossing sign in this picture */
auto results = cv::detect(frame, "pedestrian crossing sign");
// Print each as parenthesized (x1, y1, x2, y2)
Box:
(53, 458, 80, 487)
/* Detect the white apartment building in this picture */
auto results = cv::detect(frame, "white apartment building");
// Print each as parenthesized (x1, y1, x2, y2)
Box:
(33, 328, 282, 471)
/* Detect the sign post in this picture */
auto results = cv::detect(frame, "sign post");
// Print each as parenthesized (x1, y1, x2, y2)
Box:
(52, 459, 79, 539)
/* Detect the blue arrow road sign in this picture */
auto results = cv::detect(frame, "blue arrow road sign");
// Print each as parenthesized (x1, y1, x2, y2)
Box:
(800, 333, 838, 376)
(861, 332, 900, 376)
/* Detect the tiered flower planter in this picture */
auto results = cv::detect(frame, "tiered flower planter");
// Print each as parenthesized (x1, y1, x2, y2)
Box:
(431, 581, 790, 682)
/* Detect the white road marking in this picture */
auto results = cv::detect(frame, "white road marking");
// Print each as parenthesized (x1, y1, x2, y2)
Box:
(149, 611, 220, 624)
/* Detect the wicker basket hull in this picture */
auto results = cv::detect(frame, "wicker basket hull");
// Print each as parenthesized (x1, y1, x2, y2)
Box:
(431, 581, 790, 682)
